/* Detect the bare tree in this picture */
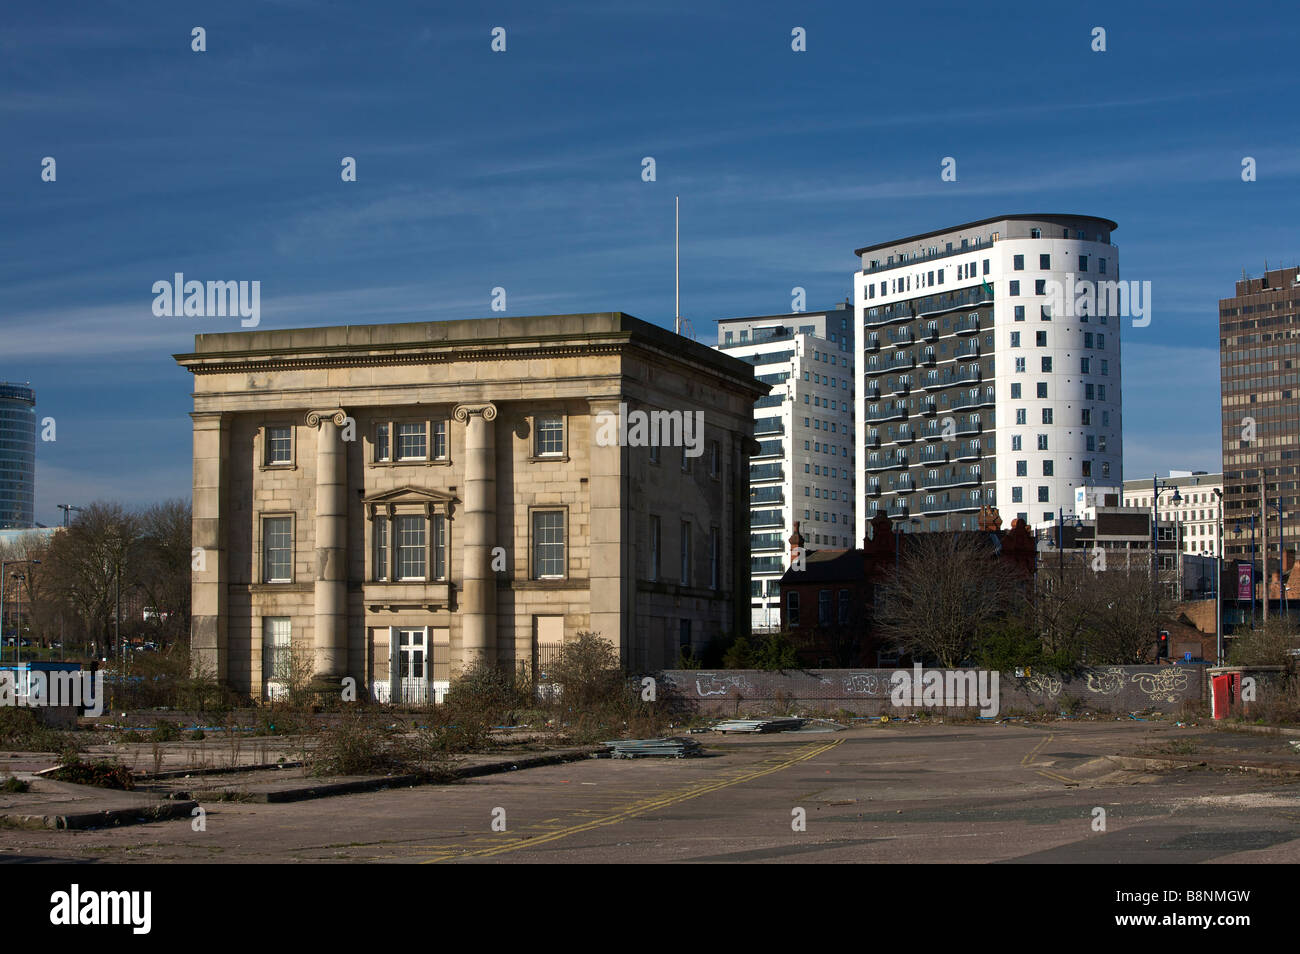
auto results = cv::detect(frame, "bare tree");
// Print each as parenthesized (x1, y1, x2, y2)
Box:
(878, 532, 1027, 667)
(45, 502, 142, 657)
(1077, 564, 1172, 664)
(135, 499, 192, 649)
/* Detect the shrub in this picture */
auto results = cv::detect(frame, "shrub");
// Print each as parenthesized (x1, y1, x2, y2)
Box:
(305, 711, 406, 777)
(1, 776, 29, 793)
(547, 632, 625, 712)
(0, 706, 79, 754)
(49, 758, 134, 790)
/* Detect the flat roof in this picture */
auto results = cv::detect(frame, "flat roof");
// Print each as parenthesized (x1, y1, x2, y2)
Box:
(715, 303, 851, 326)
(853, 213, 1119, 257)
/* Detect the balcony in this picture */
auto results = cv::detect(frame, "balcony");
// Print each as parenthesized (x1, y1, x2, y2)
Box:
(865, 404, 906, 424)
(920, 400, 937, 416)
(864, 383, 880, 400)
(954, 419, 982, 436)
(866, 482, 881, 497)
(889, 330, 914, 348)
(865, 456, 894, 473)
(863, 431, 880, 448)
(887, 500, 910, 518)
(954, 316, 980, 335)
(865, 336, 880, 353)
(888, 353, 916, 371)
(750, 487, 785, 505)
(955, 342, 980, 361)
(895, 428, 916, 444)
(954, 443, 982, 462)
(921, 470, 982, 490)
(892, 379, 912, 397)
(922, 326, 939, 342)
(919, 351, 936, 367)
(749, 463, 785, 482)
(754, 419, 785, 436)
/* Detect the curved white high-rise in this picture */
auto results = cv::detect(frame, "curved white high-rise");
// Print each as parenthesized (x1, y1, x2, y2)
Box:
(852, 215, 1123, 544)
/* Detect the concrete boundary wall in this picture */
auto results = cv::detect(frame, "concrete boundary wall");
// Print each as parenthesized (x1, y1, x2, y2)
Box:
(659, 666, 1207, 717)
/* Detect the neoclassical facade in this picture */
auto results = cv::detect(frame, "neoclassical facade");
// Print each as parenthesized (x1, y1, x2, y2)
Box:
(175, 313, 765, 701)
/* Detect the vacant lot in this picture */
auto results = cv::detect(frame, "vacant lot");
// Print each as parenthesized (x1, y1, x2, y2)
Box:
(2, 721, 1298, 863)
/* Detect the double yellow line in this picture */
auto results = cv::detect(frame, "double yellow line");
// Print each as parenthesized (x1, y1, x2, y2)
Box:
(420, 737, 843, 863)
(1020, 732, 1076, 784)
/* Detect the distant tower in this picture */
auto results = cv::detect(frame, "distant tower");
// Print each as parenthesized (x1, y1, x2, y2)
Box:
(0, 383, 36, 529)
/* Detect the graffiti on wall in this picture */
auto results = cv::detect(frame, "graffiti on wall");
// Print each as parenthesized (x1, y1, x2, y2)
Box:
(1131, 668, 1189, 703)
(1084, 667, 1126, 695)
(842, 673, 891, 697)
(693, 673, 753, 697)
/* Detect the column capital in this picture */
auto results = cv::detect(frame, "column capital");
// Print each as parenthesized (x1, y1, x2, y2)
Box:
(305, 408, 348, 428)
(453, 402, 498, 423)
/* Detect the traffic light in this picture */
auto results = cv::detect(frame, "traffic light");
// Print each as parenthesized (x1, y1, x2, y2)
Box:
(1157, 630, 1169, 659)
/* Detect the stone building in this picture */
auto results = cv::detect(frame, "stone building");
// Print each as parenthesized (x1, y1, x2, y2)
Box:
(175, 313, 765, 702)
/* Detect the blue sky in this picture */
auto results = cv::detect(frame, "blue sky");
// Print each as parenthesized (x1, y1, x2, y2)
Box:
(3, 0, 1297, 526)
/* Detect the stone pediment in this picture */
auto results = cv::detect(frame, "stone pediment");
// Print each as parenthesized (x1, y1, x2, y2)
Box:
(363, 486, 458, 516)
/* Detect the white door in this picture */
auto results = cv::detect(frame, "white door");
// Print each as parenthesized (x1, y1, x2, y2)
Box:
(395, 627, 428, 704)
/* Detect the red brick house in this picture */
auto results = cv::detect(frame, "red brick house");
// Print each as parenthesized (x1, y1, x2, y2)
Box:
(779, 510, 1038, 666)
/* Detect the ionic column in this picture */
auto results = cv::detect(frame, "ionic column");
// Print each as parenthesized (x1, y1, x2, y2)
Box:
(454, 402, 498, 667)
(307, 409, 349, 680)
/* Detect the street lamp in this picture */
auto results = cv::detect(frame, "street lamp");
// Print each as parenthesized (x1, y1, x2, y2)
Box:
(1151, 475, 1183, 598)
(1234, 517, 1258, 628)
(1273, 499, 1288, 619)
(1213, 488, 1223, 665)
(0, 559, 40, 664)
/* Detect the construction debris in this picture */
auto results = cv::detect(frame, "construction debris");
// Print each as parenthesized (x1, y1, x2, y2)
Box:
(602, 737, 703, 759)
(712, 717, 805, 734)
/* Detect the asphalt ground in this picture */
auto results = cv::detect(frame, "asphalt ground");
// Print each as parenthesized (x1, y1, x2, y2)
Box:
(3, 721, 1298, 864)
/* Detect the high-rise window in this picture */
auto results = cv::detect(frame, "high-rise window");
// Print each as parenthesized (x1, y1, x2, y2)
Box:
(1013, 255, 1025, 270)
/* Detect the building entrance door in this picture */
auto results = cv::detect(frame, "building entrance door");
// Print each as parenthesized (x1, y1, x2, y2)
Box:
(395, 627, 428, 704)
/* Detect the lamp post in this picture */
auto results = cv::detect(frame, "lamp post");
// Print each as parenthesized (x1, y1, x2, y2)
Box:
(1213, 488, 1223, 665)
(1274, 499, 1288, 619)
(0, 559, 40, 664)
(1151, 475, 1183, 600)
(1234, 516, 1258, 629)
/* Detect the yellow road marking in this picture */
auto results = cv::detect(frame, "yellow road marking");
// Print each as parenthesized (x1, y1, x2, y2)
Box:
(420, 738, 844, 863)
(1020, 733, 1079, 783)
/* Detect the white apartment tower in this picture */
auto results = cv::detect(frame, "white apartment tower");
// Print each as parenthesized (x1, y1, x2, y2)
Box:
(852, 215, 1123, 544)
(715, 304, 856, 631)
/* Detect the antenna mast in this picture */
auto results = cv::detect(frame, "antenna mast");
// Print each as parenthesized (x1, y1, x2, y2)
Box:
(675, 195, 680, 336)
